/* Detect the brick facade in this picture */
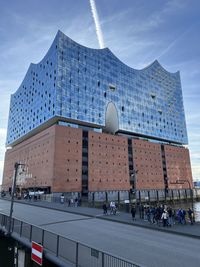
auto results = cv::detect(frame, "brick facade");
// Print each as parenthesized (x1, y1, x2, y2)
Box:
(88, 132, 130, 191)
(53, 126, 82, 192)
(164, 145, 193, 189)
(2, 126, 193, 194)
(132, 140, 164, 190)
(2, 126, 56, 191)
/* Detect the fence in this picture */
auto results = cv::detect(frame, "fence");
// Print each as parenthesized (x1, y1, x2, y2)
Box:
(0, 213, 142, 267)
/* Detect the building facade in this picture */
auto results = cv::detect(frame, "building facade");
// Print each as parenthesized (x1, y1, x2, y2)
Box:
(2, 31, 193, 202)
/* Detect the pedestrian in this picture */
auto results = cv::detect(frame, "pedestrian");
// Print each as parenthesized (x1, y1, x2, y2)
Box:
(181, 209, 186, 225)
(78, 197, 82, 206)
(177, 209, 182, 224)
(110, 201, 114, 214)
(75, 197, 78, 207)
(139, 204, 144, 219)
(161, 210, 168, 227)
(103, 203, 108, 215)
(110, 201, 116, 215)
(188, 208, 195, 225)
(167, 207, 173, 227)
(131, 206, 136, 221)
(60, 194, 64, 204)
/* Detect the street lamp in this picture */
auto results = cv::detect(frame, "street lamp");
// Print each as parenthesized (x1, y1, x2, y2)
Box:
(7, 162, 25, 235)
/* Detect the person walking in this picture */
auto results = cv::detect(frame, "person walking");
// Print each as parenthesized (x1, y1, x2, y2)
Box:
(103, 203, 108, 215)
(161, 210, 168, 227)
(60, 194, 64, 204)
(167, 207, 173, 227)
(188, 208, 195, 225)
(131, 206, 136, 221)
(139, 204, 144, 219)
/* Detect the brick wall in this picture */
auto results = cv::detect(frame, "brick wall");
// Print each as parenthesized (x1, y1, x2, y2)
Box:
(2, 126, 56, 191)
(52, 126, 82, 192)
(88, 132, 130, 191)
(132, 139, 164, 190)
(164, 145, 193, 189)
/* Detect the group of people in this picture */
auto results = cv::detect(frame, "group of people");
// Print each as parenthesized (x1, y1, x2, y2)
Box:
(134, 204, 195, 226)
(103, 201, 117, 215)
(60, 194, 81, 207)
(103, 202, 196, 227)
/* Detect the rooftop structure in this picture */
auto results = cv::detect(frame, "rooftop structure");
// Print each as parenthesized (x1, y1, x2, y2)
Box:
(6, 31, 188, 147)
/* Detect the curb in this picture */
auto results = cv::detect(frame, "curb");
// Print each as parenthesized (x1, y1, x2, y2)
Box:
(2, 198, 200, 240)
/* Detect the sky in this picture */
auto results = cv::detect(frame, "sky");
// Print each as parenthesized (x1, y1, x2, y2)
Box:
(0, 0, 200, 184)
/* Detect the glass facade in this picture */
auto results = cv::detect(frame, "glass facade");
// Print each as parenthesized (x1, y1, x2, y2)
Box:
(6, 30, 188, 146)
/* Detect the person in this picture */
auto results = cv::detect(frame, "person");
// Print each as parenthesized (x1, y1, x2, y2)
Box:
(177, 209, 182, 224)
(139, 204, 144, 219)
(188, 208, 195, 225)
(167, 207, 173, 227)
(103, 203, 108, 215)
(60, 194, 64, 204)
(131, 206, 136, 221)
(78, 197, 82, 206)
(1, 190, 6, 197)
(161, 210, 168, 227)
(180, 209, 186, 225)
(110, 201, 116, 215)
(75, 197, 78, 207)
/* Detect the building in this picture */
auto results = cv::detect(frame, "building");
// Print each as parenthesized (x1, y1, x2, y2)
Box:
(2, 30, 193, 202)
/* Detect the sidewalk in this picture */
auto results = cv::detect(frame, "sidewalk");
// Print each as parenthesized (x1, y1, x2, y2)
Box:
(16, 198, 200, 239)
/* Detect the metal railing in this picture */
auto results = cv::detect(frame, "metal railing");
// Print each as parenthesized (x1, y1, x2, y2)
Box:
(0, 213, 142, 267)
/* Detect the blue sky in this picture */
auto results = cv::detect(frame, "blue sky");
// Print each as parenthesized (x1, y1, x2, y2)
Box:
(0, 0, 200, 184)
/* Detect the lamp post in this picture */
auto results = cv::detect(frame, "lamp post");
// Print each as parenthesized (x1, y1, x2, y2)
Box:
(7, 162, 25, 235)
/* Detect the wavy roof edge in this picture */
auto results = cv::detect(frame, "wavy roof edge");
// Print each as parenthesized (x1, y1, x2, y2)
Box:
(11, 30, 179, 96)
(56, 30, 179, 75)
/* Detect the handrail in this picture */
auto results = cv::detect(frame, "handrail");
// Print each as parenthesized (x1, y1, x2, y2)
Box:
(0, 212, 143, 267)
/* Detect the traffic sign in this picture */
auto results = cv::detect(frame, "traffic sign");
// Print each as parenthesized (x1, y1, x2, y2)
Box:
(31, 241, 43, 266)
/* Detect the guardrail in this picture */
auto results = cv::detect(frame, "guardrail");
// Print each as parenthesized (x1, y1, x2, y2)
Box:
(0, 213, 142, 267)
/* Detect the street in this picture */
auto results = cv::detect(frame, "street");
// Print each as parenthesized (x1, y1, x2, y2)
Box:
(0, 199, 200, 267)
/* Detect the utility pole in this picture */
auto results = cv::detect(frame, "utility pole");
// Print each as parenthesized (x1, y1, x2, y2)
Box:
(7, 162, 25, 235)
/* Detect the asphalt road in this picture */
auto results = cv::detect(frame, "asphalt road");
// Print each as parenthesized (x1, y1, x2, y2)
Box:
(0, 199, 200, 267)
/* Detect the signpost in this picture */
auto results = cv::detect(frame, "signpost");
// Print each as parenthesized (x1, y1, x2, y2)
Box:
(31, 241, 43, 266)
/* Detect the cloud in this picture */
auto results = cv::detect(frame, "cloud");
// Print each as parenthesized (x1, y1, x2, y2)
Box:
(157, 27, 193, 60)
(89, 0, 105, 48)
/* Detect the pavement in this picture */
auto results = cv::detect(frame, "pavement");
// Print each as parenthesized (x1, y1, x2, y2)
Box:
(10, 198, 200, 239)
